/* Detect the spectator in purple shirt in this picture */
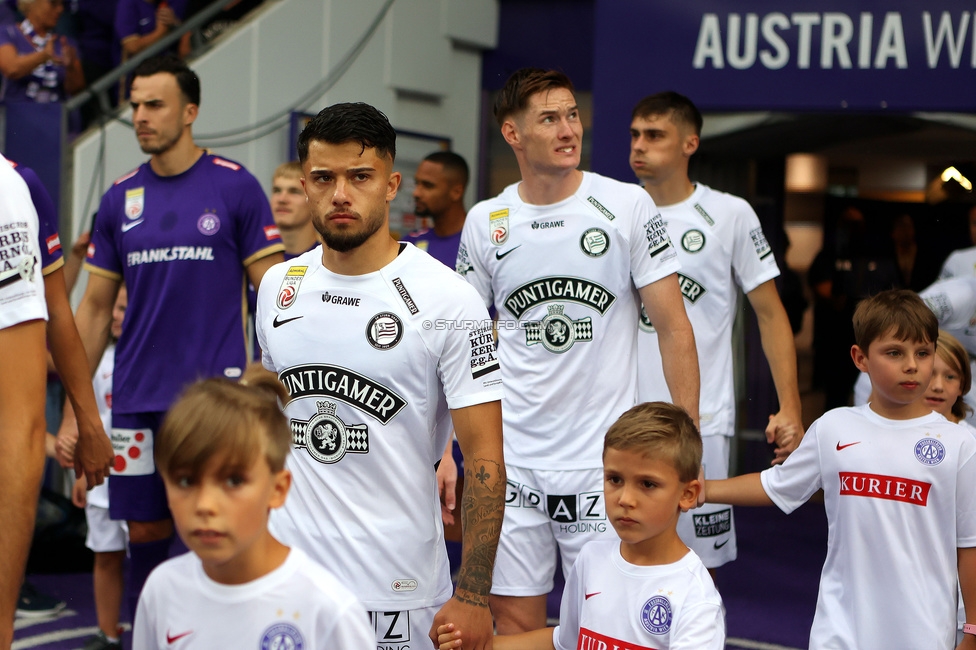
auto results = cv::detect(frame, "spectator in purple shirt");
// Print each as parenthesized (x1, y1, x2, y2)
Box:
(0, 0, 84, 103)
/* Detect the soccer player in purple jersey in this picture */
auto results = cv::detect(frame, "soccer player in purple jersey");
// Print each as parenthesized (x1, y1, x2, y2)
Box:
(70, 55, 284, 618)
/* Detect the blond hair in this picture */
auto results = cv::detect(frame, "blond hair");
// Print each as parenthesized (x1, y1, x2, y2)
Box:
(156, 366, 291, 480)
(603, 402, 701, 482)
(935, 330, 972, 421)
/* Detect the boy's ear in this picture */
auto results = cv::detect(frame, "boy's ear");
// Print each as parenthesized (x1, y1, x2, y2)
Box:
(851, 344, 869, 373)
(268, 469, 292, 510)
(679, 478, 702, 513)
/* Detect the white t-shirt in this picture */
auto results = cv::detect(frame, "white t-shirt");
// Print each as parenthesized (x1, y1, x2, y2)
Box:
(133, 546, 374, 649)
(553, 540, 724, 650)
(458, 172, 680, 469)
(88, 344, 115, 509)
(939, 247, 976, 280)
(921, 277, 976, 356)
(761, 405, 976, 649)
(637, 184, 779, 437)
(0, 151, 46, 330)
(257, 244, 503, 610)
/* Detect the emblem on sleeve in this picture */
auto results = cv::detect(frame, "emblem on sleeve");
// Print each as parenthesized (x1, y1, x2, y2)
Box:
(366, 312, 403, 350)
(456, 242, 473, 276)
(260, 623, 304, 650)
(524, 304, 592, 353)
(681, 229, 705, 253)
(749, 226, 772, 260)
(276, 266, 308, 310)
(640, 595, 673, 635)
(489, 209, 510, 245)
(579, 228, 610, 257)
(124, 187, 144, 220)
(291, 401, 369, 464)
(914, 438, 945, 466)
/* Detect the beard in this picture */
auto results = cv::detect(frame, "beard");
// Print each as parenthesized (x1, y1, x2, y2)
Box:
(315, 207, 386, 253)
(138, 127, 182, 156)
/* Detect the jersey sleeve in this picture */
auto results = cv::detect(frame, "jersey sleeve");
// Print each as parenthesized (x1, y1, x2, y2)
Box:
(552, 547, 584, 650)
(728, 198, 780, 294)
(456, 213, 494, 309)
(628, 191, 680, 289)
(670, 602, 726, 650)
(921, 278, 976, 331)
(318, 601, 375, 649)
(225, 166, 284, 266)
(957, 441, 976, 548)
(760, 418, 825, 513)
(84, 188, 123, 280)
(0, 162, 47, 328)
(114, 0, 146, 41)
(19, 167, 64, 275)
(434, 279, 503, 410)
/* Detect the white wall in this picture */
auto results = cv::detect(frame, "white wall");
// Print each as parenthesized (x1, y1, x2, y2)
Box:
(69, 0, 498, 240)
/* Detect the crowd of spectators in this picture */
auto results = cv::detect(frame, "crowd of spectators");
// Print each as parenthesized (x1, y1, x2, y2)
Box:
(0, 0, 263, 128)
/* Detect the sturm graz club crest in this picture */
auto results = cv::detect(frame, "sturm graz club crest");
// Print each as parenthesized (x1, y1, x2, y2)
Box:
(524, 304, 593, 353)
(291, 401, 369, 464)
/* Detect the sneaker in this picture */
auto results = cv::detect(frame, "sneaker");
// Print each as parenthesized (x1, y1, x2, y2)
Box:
(15, 582, 66, 618)
(81, 631, 123, 650)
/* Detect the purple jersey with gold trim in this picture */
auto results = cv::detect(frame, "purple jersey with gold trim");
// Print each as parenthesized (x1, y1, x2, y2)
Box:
(11, 162, 63, 275)
(85, 153, 283, 414)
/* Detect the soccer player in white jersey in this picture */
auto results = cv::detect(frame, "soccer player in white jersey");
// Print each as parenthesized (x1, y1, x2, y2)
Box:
(437, 402, 724, 650)
(458, 68, 699, 634)
(629, 91, 802, 572)
(704, 290, 976, 649)
(939, 206, 976, 279)
(256, 102, 505, 650)
(134, 371, 374, 649)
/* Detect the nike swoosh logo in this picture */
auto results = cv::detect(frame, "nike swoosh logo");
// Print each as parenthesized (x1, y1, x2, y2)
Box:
(836, 441, 861, 451)
(713, 539, 729, 550)
(584, 592, 601, 600)
(272, 315, 304, 328)
(166, 630, 192, 644)
(121, 220, 144, 232)
(495, 245, 522, 260)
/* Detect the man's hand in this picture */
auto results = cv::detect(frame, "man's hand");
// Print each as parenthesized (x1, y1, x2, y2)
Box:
(437, 443, 458, 526)
(430, 597, 492, 650)
(74, 416, 114, 487)
(765, 413, 803, 465)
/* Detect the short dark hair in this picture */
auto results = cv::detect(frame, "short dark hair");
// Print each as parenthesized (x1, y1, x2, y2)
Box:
(493, 68, 574, 127)
(631, 91, 703, 136)
(604, 402, 702, 482)
(853, 289, 938, 351)
(297, 102, 397, 164)
(423, 151, 469, 189)
(131, 55, 201, 106)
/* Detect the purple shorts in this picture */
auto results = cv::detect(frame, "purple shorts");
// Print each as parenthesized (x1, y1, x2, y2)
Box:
(108, 411, 169, 522)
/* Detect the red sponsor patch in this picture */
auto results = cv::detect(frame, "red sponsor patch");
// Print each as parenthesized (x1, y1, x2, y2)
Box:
(578, 628, 658, 650)
(838, 472, 930, 506)
(46, 233, 61, 254)
(87, 242, 96, 258)
(264, 225, 281, 240)
(113, 169, 139, 185)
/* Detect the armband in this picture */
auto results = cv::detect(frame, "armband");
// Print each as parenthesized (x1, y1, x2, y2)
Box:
(964, 623, 976, 636)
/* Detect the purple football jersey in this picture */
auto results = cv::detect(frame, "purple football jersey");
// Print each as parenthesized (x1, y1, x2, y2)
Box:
(402, 229, 462, 270)
(10, 161, 63, 273)
(85, 153, 283, 414)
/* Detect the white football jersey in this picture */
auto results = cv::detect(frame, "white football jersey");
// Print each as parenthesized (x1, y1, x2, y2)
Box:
(761, 405, 976, 649)
(939, 247, 976, 280)
(0, 152, 46, 330)
(257, 244, 503, 610)
(133, 547, 374, 649)
(88, 344, 115, 509)
(458, 172, 679, 469)
(921, 277, 976, 356)
(553, 540, 724, 650)
(637, 184, 779, 437)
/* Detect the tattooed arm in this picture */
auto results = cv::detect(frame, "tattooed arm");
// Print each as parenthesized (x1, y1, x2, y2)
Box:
(430, 399, 505, 650)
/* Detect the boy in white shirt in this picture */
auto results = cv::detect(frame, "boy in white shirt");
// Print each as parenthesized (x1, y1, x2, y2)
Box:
(132, 370, 374, 649)
(705, 289, 976, 649)
(437, 402, 725, 650)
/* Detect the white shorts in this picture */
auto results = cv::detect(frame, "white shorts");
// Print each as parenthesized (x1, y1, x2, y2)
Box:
(85, 502, 128, 554)
(677, 435, 736, 568)
(491, 465, 615, 597)
(368, 604, 439, 649)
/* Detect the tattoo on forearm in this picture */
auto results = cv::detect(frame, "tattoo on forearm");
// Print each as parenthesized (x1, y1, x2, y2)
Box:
(456, 457, 505, 607)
